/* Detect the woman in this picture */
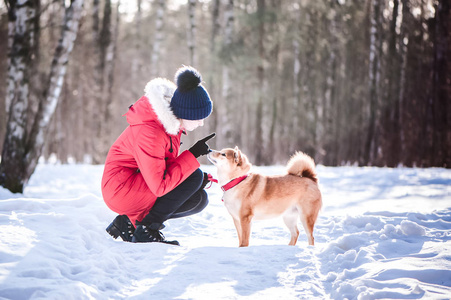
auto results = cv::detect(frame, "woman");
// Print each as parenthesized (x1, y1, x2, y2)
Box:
(102, 66, 215, 245)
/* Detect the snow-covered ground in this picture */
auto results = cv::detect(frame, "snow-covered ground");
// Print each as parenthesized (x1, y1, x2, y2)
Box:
(0, 163, 450, 299)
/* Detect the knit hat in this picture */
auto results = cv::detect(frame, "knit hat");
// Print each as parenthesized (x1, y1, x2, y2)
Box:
(170, 66, 212, 120)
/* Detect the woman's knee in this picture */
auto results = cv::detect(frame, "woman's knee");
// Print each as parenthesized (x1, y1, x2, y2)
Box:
(187, 190, 209, 215)
(196, 190, 209, 212)
(187, 168, 204, 190)
(168, 190, 209, 219)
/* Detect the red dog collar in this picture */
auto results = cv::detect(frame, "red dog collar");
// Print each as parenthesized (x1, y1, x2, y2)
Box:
(221, 175, 249, 192)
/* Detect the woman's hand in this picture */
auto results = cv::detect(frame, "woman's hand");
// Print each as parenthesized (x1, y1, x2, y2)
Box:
(189, 133, 216, 158)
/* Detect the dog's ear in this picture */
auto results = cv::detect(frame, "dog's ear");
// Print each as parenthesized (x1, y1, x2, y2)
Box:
(234, 146, 242, 166)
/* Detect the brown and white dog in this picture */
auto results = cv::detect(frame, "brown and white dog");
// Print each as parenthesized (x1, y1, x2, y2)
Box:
(208, 147, 322, 247)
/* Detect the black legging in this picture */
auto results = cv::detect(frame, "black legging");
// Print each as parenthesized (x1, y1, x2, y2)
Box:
(137, 168, 208, 226)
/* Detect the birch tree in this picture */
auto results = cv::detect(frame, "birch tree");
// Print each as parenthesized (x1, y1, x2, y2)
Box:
(0, 0, 84, 193)
(0, 0, 40, 193)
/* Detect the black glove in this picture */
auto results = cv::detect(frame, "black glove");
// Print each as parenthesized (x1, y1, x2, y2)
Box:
(200, 172, 210, 190)
(189, 133, 216, 158)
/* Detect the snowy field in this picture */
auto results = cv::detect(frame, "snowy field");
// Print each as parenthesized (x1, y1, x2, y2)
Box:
(0, 163, 450, 299)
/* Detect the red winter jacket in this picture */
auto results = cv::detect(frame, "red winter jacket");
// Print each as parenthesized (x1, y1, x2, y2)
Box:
(101, 78, 200, 226)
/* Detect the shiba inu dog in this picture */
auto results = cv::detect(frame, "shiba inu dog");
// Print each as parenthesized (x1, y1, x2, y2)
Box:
(208, 147, 322, 247)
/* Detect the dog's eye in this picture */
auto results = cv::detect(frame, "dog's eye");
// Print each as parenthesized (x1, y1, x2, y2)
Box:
(221, 153, 226, 156)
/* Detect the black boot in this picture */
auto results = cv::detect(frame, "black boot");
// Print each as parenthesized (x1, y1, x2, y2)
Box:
(106, 215, 135, 242)
(131, 223, 179, 245)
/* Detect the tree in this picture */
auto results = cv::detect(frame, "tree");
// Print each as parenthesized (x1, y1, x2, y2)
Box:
(151, 0, 166, 78)
(430, 0, 450, 167)
(363, 0, 382, 166)
(187, 0, 197, 66)
(220, 0, 235, 148)
(0, 0, 84, 193)
(0, 0, 39, 193)
(206, 0, 221, 149)
(92, 0, 112, 164)
(254, 0, 266, 165)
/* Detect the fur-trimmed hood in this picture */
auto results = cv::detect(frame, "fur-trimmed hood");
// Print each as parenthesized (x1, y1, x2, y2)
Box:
(125, 78, 181, 135)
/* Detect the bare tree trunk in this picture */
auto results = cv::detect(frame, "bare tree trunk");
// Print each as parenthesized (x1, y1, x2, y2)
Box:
(291, 2, 302, 153)
(398, 0, 409, 165)
(107, 1, 120, 111)
(221, 0, 235, 148)
(386, 0, 400, 167)
(151, 0, 166, 78)
(92, 0, 100, 40)
(207, 0, 221, 149)
(292, 38, 300, 148)
(267, 0, 281, 163)
(211, 0, 221, 50)
(0, 0, 84, 193)
(363, 0, 381, 165)
(431, 0, 450, 167)
(0, 0, 39, 192)
(99, 0, 120, 161)
(326, 5, 339, 166)
(187, 0, 197, 66)
(100, 0, 112, 94)
(132, 0, 142, 77)
(254, 0, 265, 165)
(93, 0, 112, 164)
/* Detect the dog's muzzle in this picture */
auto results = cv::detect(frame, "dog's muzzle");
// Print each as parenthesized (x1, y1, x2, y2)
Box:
(207, 150, 220, 164)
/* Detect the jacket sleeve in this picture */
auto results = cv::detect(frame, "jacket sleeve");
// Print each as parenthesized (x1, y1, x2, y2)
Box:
(132, 124, 200, 197)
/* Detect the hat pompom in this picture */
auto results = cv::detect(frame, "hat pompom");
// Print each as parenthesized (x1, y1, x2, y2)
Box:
(175, 66, 202, 92)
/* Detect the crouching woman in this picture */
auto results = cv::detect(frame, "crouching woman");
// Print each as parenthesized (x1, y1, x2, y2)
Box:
(101, 66, 215, 245)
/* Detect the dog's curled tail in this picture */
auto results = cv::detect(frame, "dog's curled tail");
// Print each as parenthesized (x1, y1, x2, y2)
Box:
(286, 151, 318, 183)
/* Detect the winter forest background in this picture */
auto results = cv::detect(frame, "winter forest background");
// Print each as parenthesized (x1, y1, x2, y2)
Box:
(0, 0, 449, 193)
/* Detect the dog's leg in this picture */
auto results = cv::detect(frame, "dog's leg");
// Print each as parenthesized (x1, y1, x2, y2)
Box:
(232, 217, 242, 246)
(283, 207, 299, 246)
(299, 206, 318, 246)
(300, 218, 314, 245)
(239, 213, 253, 247)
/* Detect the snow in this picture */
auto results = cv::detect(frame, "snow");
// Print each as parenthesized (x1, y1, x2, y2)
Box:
(0, 164, 450, 299)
